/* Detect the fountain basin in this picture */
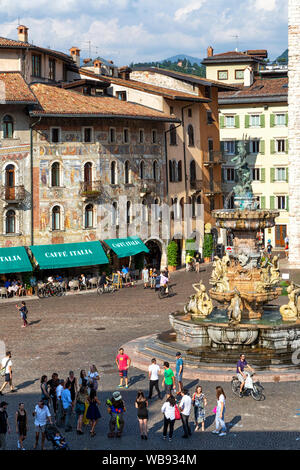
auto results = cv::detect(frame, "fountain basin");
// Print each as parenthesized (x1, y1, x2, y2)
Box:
(207, 324, 259, 348)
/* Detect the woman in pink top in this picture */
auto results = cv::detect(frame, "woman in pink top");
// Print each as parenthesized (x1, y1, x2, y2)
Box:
(115, 348, 131, 389)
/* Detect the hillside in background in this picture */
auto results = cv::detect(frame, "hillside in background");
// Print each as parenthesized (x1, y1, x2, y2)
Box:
(274, 49, 288, 63)
(131, 55, 206, 77)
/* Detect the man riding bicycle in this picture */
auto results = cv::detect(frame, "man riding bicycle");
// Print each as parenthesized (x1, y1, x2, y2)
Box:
(159, 270, 169, 295)
(236, 353, 254, 397)
(98, 272, 111, 289)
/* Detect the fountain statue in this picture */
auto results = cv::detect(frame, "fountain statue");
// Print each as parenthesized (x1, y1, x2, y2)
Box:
(184, 280, 213, 318)
(280, 283, 300, 321)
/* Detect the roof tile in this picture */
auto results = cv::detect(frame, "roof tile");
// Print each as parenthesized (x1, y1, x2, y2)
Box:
(0, 72, 38, 103)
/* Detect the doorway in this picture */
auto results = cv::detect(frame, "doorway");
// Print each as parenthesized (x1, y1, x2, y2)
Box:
(275, 224, 287, 248)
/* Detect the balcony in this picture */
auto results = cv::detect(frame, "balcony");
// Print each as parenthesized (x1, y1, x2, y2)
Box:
(79, 181, 102, 199)
(0, 185, 25, 203)
(203, 150, 225, 166)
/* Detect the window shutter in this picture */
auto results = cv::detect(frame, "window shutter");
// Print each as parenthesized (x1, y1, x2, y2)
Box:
(220, 115, 225, 129)
(260, 168, 265, 183)
(270, 167, 275, 183)
(234, 115, 240, 128)
(285, 139, 289, 154)
(286, 196, 289, 212)
(270, 196, 275, 209)
(220, 141, 225, 153)
(260, 140, 265, 154)
(270, 114, 275, 127)
(260, 196, 266, 209)
(245, 115, 250, 128)
(286, 167, 289, 182)
(260, 114, 265, 128)
(285, 113, 288, 126)
(270, 140, 275, 154)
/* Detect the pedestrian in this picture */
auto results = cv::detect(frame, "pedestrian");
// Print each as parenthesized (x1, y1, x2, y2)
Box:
(61, 382, 73, 432)
(87, 365, 100, 392)
(175, 352, 184, 395)
(135, 390, 149, 440)
(148, 358, 161, 400)
(40, 375, 51, 407)
(192, 385, 207, 432)
(161, 395, 176, 442)
(212, 386, 227, 437)
(47, 373, 59, 415)
(16, 301, 28, 328)
(142, 266, 149, 289)
(15, 402, 28, 450)
(162, 361, 175, 397)
(0, 401, 10, 450)
(179, 388, 192, 438)
(65, 370, 78, 405)
(79, 369, 88, 387)
(266, 239, 273, 258)
(150, 268, 157, 289)
(194, 252, 201, 272)
(55, 379, 64, 427)
(116, 348, 131, 389)
(75, 385, 89, 435)
(285, 235, 289, 259)
(33, 400, 52, 450)
(86, 389, 101, 437)
(106, 391, 126, 438)
(0, 351, 17, 395)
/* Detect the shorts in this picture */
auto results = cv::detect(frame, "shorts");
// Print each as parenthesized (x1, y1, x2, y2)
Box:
(119, 369, 128, 378)
(165, 384, 172, 394)
(237, 373, 245, 383)
(35, 425, 46, 433)
(176, 374, 183, 383)
(18, 425, 27, 437)
(4, 373, 11, 383)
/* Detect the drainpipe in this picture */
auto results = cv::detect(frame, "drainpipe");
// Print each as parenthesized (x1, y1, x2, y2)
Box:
(30, 117, 42, 246)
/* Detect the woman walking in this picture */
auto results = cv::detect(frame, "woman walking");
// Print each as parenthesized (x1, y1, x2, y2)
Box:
(65, 371, 78, 405)
(87, 365, 100, 392)
(212, 386, 227, 436)
(79, 370, 88, 387)
(192, 385, 207, 431)
(75, 385, 89, 435)
(135, 390, 149, 440)
(161, 395, 176, 442)
(40, 375, 51, 407)
(86, 389, 101, 437)
(15, 403, 27, 450)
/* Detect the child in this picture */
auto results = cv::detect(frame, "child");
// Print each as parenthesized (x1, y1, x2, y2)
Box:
(16, 301, 28, 328)
(53, 432, 68, 449)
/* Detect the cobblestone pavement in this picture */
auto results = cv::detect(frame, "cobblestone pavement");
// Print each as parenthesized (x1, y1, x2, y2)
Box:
(0, 267, 300, 450)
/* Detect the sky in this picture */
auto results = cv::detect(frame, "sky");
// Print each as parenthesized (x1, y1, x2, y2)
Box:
(0, 0, 288, 65)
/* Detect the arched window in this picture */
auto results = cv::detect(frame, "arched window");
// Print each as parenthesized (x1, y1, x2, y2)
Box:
(84, 162, 92, 190)
(190, 160, 196, 182)
(188, 125, 194, 147)
(52, 206, 61, 230)
(124, 160, 130, 184)
(142, 199, 147, 222)
(111, 161, 117, 184)
(153, 160, 158, 181)
(6, 210, 16, 233)
(170, 124, 177, 146)
(112, 201, 118, 225)
(154, 198, 160, 220)
(85, 204, 94, 228)
(51, 162, 60, 187)
(5, 164, 16, 200)
(140, 161, 144, 180)
(178, 160, 182, 182)
(126, 201, 131, 224)
(2, 115, 14, 139)
(172, 161, 177, 182)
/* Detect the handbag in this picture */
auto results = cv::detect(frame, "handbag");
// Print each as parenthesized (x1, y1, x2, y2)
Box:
(0, 359, 10, 377)
(174, 405, 181, 420)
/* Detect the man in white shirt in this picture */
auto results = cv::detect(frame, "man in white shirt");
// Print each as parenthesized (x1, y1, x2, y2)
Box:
(179, 388, 192, 438)
(33, 400, 52, 450)
(55, 379, 64, 426)
(148, 358, 162, 400)
(0, 351, 17, 395)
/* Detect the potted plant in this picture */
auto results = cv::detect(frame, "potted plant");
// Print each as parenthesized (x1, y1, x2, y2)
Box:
(203, 233, 213, 263)
(167, 241, 178, 272)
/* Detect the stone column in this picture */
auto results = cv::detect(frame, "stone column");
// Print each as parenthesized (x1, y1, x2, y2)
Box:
(288, 0, 300, 267)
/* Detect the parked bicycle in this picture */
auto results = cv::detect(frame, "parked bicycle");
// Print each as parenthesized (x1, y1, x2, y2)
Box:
(97, 283, 116, 295)
(158, 284, 175, 299)
(37, 282, 65, 298)
(231, 372, 264, 401)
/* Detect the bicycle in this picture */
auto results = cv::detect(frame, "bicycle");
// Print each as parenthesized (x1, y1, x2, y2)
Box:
(158, 284, 174, 299)
(231, 372, 264, 401)
(97, 283, 116, 295)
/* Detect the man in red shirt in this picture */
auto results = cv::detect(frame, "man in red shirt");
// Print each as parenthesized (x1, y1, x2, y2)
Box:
(115, 348, 131, 389)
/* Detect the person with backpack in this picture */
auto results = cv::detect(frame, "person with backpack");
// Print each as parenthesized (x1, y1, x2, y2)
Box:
(106, 391, 126, 438)
(16, 301, 28, 328)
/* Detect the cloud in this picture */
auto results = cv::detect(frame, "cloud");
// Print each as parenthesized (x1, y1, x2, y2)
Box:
(254, 0, 277, 11)
(174, 1, 206, 22)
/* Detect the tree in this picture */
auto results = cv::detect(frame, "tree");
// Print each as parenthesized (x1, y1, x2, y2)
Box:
(167, 241, 178, 267)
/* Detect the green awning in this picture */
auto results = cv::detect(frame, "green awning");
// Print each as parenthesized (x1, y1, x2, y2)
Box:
(0, 246, 32, 274)
(29, 241, 108, 270)
(104, 237, 149, 258)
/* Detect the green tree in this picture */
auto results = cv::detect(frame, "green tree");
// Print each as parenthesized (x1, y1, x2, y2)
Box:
(167, 241, 178, 267)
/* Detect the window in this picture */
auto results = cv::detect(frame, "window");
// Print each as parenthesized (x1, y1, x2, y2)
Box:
(32, 54, 41, 77)
(52, 206, 61, 230)
(210, 197, 215, 212)
(204, 86, 211, 98)
(187, 125, 194, 147)
(139, 129, 144, 143)
(6, 210, 16, 234)
(153, 160, 158, 181)
(252, 168, 260, 181)
(177, 161, 182, 182)
(276, 139, 286, 153)
(250, 115, 260, 127)
(111, 161, 117, 184)
(152, 130, 157, 144)
(275, 114, 286, 126)
(142, 199, 147, 222)
(225, 168, 235, 182)
(250, 140, 260, 154)
(85, 204, 94, 228)
(225, 115, 235, 128)
(123, 128, 129, 143)
(2, 115, 13, 139)
(124, 160, 130, 184)
(83, 128, 92, 143)
(170, 106, 174, 115)
(190, 160, 196, 182)
(276, 167, 286, 181)
(112, 202, 118, 225)
(169, 125, 177, 145)
(188, 108, 192, 118)
(51, 128, 60, 143)
(235, 69, 244, 79)
(116, 91, 127, 101)
(255, 196, 260, 209)
(126, 201, 131, 224)
(49, 58, 56, 81)
(109, 128, 116, 143)
(207, 111, 213, 125)
(140, 161, 144, 180)
(169, 160, 174, 182)
(277, 196, 286, 210)
(51, 162, 60, 187)
(224, 141, 235, 155)
(218, 70, 228, 80)
(154, 198, 160, 221)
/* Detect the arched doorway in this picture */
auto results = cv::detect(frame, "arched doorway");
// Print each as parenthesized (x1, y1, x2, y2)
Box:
(145, 239, 162, 269)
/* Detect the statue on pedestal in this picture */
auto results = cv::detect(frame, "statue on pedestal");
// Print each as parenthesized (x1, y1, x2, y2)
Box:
(280, 283, 300, 321)
(227, 289, 242, 325)
(184, 280, 213, 318)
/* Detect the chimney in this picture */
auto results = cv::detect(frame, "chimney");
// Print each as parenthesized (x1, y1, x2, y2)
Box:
(83, 58, 92, 65)
(93, 59, 102, 75)
(244, 66, 254, 86)
(17, 25, 28, 43)
(207, 46, 214, 57)
(118, 66, 132, 80)
(69, 47, 81, 67)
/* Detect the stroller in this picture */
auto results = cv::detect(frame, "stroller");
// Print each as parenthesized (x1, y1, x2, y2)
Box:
(45, 423, 70, 450)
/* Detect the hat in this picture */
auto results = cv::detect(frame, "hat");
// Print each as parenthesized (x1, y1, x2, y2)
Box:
(112, 391, 122, 401)
(0, 401, 8, 407)
(176, 352, 181, 357)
